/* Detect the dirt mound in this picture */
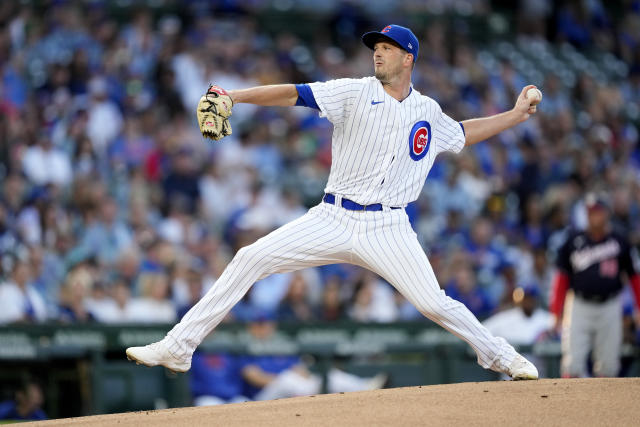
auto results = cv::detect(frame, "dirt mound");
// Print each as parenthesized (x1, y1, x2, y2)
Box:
(25, 378, 639, 426)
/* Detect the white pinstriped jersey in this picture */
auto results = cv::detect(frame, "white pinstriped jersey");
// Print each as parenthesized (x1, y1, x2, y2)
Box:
(309, 76, 466, 206)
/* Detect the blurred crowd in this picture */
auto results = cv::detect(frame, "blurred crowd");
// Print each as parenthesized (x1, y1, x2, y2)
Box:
(0, 0, 639, 347)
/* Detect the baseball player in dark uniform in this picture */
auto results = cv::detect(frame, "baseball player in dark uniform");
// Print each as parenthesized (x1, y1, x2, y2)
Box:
(550, 194, 640, 377)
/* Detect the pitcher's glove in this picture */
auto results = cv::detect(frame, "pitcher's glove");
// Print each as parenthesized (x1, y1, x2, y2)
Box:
(197, 84, 233, 140)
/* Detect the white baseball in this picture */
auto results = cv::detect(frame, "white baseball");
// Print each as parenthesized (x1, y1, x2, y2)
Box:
(526, 88, 542, 105)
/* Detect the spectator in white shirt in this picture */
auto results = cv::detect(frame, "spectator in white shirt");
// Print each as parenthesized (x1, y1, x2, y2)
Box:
(482, 283, 553, 345)
(348, 271, 398, 323)
(86, 77, 123, 154)
(0, 256, 47, 324)
(89, 278, 134, 324)
(21, 135, 72, 187)
(128, 272, 177, 323)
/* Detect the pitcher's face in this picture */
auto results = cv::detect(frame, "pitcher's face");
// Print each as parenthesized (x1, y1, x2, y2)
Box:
(373, 41, 410, 83)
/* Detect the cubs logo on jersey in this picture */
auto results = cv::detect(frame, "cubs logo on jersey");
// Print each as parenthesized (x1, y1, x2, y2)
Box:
(408, 121, 431, 161)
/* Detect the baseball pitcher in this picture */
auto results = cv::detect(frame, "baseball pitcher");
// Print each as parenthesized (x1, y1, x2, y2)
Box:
(127, 25, 541, 380)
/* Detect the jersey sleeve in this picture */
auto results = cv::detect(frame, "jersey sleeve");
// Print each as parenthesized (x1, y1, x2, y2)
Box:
(555, 235, 573, 274)
(432, 105, 466, 154)
(618, 236, 637, 276)
(307, 78, 363, 126)
(295, 84, 320, 110)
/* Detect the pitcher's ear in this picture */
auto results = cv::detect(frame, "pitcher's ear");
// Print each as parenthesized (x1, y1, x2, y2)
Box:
(405, 54, 414, 66)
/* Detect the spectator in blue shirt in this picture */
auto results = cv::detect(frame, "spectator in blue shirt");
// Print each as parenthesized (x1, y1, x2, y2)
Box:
(0, 380, 47, 422)
(445, 264, 494, 319)
(190, 353, 248, 406)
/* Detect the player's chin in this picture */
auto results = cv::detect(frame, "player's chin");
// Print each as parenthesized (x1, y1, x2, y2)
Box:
(374, 70, 389, 83)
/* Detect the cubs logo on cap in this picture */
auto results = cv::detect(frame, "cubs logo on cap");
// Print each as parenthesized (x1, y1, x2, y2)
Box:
(408, 121, 431, 161)
(362, 24, 419, 62)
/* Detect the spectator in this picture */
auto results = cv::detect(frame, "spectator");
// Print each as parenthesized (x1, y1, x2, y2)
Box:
(444, 265, 494, 319)
(86, 280, 122, 323)
(1, 173, 27, 222)
(317, 276, 346, 322)
(190, 353, 248, 406)
(114, 248, 142, 288)
(21, 134, 72, 187)
(483, 284, 553, 345)
(73, 196, 133, 267)
(466, 217, 505, 277)
(128, 272, 177, 323)
(86, 76, 123, 154)
(72, 135, 98, 178)
(277, 272, 315, 322)
(0, 379, 46, 421)
(58, 265, 96, 323)
(161, 147, 201, 215)
(348, 272, 398, 323)
(249, 273, 293, 313)
(0, 202, 20, 261)
(157, 194, 196, 246)
(109, 278, 135, 323)
(529, 246, 554, 305)
(177, 263, 205, 320)
(0, 255, 47, 324)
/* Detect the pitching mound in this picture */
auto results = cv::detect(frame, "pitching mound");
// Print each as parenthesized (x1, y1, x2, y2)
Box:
(26, 378, 639, 426)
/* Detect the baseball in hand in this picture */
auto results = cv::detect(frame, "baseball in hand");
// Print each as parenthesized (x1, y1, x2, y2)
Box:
(526, 88, 542, 106)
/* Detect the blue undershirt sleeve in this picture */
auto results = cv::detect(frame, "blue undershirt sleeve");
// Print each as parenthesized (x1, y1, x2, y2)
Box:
(295, 84, 320, 110)
(459, 122, 466, 136)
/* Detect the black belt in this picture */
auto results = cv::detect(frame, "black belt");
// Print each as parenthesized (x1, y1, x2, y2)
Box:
(574, 291, 617, 303)
(323, 193, 402, 212)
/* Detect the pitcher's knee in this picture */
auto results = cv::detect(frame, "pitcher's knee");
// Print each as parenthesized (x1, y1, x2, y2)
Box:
(419, 292, 464, 319)
(234, 245, 259, 268)
(416, 300, 452, 320)
(234, 243, 273, 271)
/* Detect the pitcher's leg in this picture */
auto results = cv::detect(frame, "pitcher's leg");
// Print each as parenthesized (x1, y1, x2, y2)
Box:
(354, 213, 518, 372)
(164, 204, 354, 360)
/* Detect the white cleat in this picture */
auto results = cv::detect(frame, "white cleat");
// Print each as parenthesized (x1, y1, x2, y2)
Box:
(506, 354, 539, 380)
(126, 341, 191, 373)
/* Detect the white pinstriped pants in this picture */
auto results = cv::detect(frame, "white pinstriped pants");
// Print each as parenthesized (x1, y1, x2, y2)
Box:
(165, 202, 517, 371)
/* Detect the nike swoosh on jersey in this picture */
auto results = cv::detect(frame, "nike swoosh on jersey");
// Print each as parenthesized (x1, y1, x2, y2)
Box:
(371, 100, 384, 105)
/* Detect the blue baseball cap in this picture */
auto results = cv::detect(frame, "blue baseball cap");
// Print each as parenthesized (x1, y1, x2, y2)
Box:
(362, 25, 419, 62)
(248, 309, 276, 323)
(516, 283, 540, 299)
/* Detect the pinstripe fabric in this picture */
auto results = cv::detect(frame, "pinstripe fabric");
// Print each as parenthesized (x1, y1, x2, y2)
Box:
(351, 208, 516, 370)
(308, 77, 465, 207)
(165, 203, 356, 358)
(166, 203, 516, 371)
